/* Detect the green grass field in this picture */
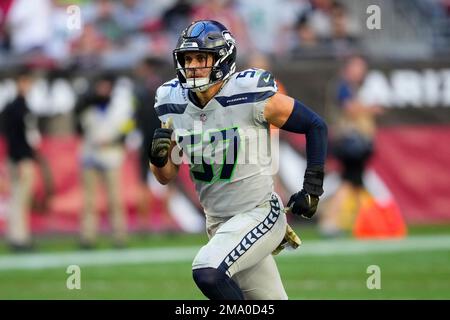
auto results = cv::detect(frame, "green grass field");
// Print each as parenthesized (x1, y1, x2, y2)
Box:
(1, 224, 449, 299)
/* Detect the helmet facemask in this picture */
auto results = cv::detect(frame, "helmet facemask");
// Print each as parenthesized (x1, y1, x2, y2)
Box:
(174, 50, 217, 92)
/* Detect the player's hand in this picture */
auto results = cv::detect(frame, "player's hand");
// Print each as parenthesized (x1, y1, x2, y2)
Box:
(287, 189, 319, 219)
(149, 119, 173, 168)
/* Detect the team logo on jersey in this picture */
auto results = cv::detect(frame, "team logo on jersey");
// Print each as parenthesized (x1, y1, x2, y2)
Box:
(200, 113, 207, 122)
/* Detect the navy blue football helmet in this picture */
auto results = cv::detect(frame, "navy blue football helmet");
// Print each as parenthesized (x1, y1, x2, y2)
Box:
(173, 20, 237, 92)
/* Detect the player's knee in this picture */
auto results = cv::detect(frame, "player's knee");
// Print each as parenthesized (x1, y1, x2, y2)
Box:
(192, 267, 244, 300)
(192, 267, 224, 290)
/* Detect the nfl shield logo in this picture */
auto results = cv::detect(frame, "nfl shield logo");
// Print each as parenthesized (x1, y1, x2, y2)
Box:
(200, 113, 207, 122)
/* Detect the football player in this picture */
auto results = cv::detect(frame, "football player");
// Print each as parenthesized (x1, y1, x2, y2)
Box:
(149, 20, 327, 300)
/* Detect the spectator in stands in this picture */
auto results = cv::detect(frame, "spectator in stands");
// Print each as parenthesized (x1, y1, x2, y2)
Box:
(3, 0, 52, 55)
(291, 13, 332, 59)
(88, 0, 125, 45)
(319, 55, 383, 237)
(329, 1, 361, 56)
(237, 0, 309, 57)
(161, 0, 194, 49)
(6, 0, 52, 54)
(192, 0, 251, 56)
(0, 0, 14, 52)
(293, 0, 360, 59)
(75, 73, 134, 248)
(307, 0, 335, 39)
(70, 23, 110, 70)
(81, 0, 154, 69)
(115, 0, 149, 34)
(439, 0, 450, 16)
(45, 0, 83, 63)
(1, 69, 39, 252)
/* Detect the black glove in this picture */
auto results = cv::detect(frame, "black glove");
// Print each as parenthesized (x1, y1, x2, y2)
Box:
(303, 166, 324, 197)
(149, 128, 173, 168)
(287, 189, 319, 219)
(287, 166, 324, 219)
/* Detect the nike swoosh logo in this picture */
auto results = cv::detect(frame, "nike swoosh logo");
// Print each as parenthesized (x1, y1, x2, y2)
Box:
(263, 74, 271, 83)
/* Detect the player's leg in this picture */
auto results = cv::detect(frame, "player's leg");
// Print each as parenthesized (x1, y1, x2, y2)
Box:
(192, 267, 245, 300)
(192, 212, 245, 300)
(232, 254, 288, 300)
(192, 193, 287, 300)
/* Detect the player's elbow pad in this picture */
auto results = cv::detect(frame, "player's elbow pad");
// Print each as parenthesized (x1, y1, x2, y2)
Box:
(281, 99, 328, 173)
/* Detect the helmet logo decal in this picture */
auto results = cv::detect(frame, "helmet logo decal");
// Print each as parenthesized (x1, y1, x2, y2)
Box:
(180, 41, 199, 49)
(223, 31, 235, 45)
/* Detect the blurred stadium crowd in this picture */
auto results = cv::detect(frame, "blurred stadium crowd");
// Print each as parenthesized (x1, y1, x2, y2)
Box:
(0, 0, 450, 70)
(0, 0, 450, 251)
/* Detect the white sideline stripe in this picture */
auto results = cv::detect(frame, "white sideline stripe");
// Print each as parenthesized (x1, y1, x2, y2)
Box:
(0, 235, 449, 271)
(280, 234, 450, 257)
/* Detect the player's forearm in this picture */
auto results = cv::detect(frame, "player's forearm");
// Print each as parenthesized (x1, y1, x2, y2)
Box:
(150, 159, 179, 185)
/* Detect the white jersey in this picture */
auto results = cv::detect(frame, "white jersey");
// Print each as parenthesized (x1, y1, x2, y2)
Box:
(154, 68, 278, 218)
